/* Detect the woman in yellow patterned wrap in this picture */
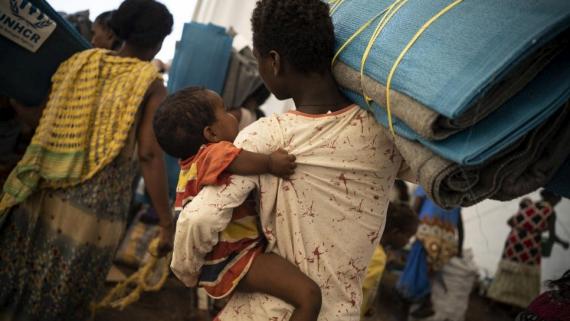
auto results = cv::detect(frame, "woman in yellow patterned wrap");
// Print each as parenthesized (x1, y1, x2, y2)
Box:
(0, 1, 173, 320)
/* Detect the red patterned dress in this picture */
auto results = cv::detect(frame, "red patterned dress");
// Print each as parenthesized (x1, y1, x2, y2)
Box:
(488, 199, 554, 308)
(172, 141, 264, 299)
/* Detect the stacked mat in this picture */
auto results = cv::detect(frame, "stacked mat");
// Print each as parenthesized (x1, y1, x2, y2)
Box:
(167, 22, 233, 94)
(0, 0, 90, 106)
(331, 0, 570, 207)
(222, 47, 264, 109)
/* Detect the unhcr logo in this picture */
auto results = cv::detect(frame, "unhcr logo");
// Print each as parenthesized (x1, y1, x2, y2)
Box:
(0, 0, 57, 52)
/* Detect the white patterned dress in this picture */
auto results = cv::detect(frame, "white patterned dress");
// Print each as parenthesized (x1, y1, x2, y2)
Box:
(171, 105, 414, 321)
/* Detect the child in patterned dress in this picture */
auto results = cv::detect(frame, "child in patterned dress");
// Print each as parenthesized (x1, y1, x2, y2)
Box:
(153, 87, 322, 321)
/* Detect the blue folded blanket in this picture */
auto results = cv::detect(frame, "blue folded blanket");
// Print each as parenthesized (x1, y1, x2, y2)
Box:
(0, 0, 90, 105)
(345, 47, 570, 166)
(167, 23, 233, 94)
(332, 0, 570, 120)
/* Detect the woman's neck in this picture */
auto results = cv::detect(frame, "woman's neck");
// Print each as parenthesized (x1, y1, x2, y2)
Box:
(116, 44, 154, 61)
(290, 72, 351, 115)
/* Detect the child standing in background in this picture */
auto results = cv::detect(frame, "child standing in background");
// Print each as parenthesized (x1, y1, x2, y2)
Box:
(398, 186, 463, 318)
(361, 202, 419, 318)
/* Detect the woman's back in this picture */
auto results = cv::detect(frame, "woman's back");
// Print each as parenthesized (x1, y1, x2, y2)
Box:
(215, 105, 410, 320)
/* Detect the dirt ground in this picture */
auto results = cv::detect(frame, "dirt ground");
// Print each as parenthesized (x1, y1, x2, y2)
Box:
(366, 272, 514, 321)
(95, 269, 516, 321)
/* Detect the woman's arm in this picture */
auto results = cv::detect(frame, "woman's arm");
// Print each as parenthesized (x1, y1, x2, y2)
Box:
(10, 98, 46, 129)
(547, 213, 570, 249)
(413, 197, 425, 215)
(457, 210, 464, 257)
(137, 80, 173, 256)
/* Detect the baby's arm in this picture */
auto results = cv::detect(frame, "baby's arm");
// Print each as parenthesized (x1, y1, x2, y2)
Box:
(228, 148, 296, 178)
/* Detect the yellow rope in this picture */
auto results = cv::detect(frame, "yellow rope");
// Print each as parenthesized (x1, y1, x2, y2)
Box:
(329, 0, 346, 15)
(91, 238, 171, 316)
(331, 9, 389, 67)
(384, 0, 463, 136)
(360, 0, 410, 105)
(331, 0, 464, 136)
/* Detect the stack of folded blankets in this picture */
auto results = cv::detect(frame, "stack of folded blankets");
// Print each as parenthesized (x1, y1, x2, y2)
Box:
(331, 0, 570, 207)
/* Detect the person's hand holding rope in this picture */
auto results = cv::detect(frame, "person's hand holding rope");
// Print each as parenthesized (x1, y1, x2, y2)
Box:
(157, 221, 174, 257)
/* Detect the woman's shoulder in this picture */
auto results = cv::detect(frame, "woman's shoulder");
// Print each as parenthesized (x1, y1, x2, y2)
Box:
(534, 201, 554, 215)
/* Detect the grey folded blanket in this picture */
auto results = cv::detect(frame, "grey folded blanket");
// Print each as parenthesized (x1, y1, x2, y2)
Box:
(391, 103, 570, 208)
(222, 48, 264, 109)
(334, 34, 566, 140)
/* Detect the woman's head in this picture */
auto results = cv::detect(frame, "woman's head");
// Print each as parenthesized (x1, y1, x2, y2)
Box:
(540, 189, 562, 207)
(382, 203, 419, 249)
(547, 270, 570, 296)
(250, 0, 335, 99)
(91, 11, 121, 50)
(109, 0, 173, 59)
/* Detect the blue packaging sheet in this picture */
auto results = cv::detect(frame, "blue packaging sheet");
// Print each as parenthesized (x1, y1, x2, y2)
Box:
(332, 0, 570, 119)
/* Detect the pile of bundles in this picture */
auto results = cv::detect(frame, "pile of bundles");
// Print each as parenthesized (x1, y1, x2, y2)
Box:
(330, 0, 570, 207)
(0, 0, 90, 105)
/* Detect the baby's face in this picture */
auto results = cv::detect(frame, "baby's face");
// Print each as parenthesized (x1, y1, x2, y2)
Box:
(206, 90, 239, 142)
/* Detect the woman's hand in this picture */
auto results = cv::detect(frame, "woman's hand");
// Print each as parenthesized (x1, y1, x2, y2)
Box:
(157, 223, 175, 257)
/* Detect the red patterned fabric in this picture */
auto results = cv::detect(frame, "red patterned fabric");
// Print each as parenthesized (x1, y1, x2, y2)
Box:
(502, 201, 552, 266)
(516, 291, 570, 321)
(174, 142, 263, 299)
(174, 142, 241, 212)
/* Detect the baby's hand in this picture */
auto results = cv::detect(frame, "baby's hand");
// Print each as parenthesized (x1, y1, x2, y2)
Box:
(268, 148, 296, 179)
